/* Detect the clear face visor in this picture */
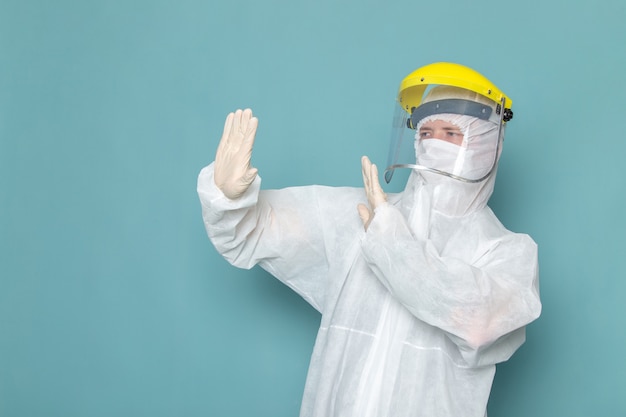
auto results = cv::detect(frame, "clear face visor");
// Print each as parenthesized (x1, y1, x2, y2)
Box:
(384, 85, 506, 184)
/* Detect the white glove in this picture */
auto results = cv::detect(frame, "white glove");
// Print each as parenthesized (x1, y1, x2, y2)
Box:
(214, 109, 259, 200)
(357, 156, 387, 231)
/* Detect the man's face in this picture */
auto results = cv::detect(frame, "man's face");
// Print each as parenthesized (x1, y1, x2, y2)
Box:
(418, 119, 464, 146)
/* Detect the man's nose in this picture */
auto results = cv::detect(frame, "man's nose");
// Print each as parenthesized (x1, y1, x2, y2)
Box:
(433, 129, 446, 139)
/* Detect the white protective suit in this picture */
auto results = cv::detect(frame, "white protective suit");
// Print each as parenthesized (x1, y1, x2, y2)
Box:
(197, 127, 541, 416)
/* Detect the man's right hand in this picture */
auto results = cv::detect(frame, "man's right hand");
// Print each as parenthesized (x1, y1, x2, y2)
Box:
(214, 108, 259, 200)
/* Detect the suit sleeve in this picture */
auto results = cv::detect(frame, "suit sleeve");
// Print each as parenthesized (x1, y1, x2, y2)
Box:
(197, 163, 334, 312)
(360, 203, 541, 367)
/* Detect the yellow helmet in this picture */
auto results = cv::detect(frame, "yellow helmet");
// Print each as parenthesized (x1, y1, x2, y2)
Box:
(398, 62, 513, 122)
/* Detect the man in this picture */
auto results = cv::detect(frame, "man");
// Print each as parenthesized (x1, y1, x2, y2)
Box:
(197, 62, 541, 417)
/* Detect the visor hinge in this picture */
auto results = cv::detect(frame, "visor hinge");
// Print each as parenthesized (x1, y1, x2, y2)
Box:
(496, 104, 514, 122)
(503, 108, 513, 122)
(406, 107, 417, 129)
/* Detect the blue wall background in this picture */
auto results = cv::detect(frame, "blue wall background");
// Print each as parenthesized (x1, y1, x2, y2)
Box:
(2, 0, 625, 416)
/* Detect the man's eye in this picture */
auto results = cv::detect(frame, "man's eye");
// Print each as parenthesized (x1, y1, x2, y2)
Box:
(419, 131, 432, 139)
(447, 131, 462, 137)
